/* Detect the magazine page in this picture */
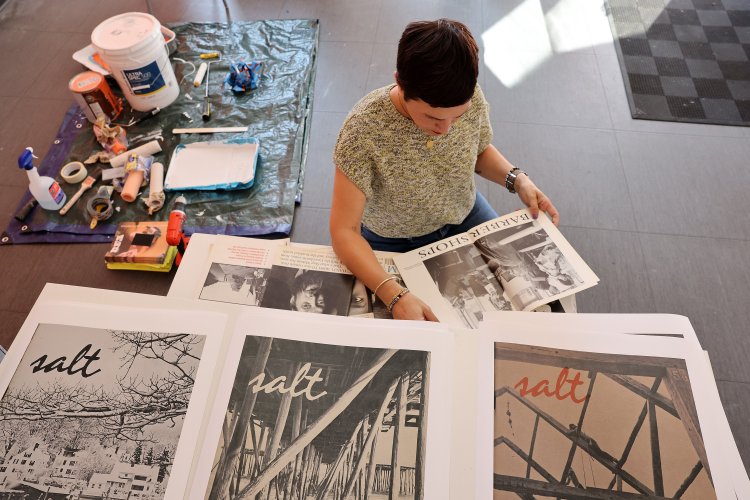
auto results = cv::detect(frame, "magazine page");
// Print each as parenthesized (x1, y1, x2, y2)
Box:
(474, 316, 736, 500)
(168, 234, 290, 303)
(190, 308, 455, 500)
(469, 210, 598, 312)
(259, 245, 356, 316)
(0, 288, 227, 499)
(393, 228, 508, 328)
(394, 210, 598, 327)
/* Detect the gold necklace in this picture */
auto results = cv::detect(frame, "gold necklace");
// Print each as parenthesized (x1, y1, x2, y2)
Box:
(397, 89, 433, 149)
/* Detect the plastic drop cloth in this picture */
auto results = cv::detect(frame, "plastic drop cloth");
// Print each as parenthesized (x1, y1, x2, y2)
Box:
(2, 19, 318, 245)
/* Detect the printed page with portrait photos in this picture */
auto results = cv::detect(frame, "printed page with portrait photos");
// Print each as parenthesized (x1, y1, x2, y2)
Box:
(169, 233, 290, 306)
(260, 244, 356, 316)
(393, 210, 599, 328)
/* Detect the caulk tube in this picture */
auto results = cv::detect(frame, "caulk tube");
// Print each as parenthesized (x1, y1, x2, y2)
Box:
(109, 140, 163, 168)
(18, 147, 66, 210)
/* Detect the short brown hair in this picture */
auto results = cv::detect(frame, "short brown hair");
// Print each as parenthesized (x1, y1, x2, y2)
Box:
(396, 19, 479, 107)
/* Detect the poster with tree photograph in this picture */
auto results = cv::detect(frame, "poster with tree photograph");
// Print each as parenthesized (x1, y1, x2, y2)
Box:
(0, 323, 206, 499)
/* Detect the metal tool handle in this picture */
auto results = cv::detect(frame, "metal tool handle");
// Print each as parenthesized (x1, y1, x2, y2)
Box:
(201, 97, 211, 121)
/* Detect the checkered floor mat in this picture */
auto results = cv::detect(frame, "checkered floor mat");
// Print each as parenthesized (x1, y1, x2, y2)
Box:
(606, 0, 750, 126)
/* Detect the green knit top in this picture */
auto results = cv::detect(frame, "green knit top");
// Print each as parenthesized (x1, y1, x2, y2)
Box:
(334, 84, 493, 238)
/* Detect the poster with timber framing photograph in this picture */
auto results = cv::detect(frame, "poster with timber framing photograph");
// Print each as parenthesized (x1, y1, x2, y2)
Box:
(493, 344, 716, 499)
(475, 316, 738, 500)
(191, 308, 454, 500)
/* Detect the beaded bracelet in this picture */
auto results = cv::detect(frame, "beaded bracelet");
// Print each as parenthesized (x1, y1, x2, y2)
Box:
(386, 287, 410, 314)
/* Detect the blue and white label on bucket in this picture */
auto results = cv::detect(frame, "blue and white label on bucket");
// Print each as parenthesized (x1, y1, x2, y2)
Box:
(123, 60, 166, 95)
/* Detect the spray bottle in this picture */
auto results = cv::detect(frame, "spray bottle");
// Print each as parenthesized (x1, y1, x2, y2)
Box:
(18, 147, 66, 210)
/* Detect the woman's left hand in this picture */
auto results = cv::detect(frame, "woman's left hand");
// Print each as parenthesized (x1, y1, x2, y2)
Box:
(514, 174, 560, 225)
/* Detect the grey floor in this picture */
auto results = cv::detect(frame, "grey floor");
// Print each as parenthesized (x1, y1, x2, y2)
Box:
(0, 0, 748, 479)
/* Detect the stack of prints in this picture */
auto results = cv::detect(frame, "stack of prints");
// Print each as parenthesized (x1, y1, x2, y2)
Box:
(0, 285, 745, 499)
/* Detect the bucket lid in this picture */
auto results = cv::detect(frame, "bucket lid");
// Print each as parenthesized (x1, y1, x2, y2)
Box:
(68, 71, 104, 92)
(91, 12, 162, 54)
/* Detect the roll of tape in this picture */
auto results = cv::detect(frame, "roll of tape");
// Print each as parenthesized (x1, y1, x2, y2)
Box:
(60, 161, 87, 184)
(86, 195, 114, 221)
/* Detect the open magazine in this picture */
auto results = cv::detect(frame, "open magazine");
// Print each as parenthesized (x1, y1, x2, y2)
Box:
(394, 210, 599, 328)
(171, 234, 403, 319)
(0, 284, 746, 499)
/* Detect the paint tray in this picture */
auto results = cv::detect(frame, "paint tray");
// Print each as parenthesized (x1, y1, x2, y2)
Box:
(164, 138, 259, 191)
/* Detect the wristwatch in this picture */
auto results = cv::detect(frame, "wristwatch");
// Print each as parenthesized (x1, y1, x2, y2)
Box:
(505, 167, 527, 194)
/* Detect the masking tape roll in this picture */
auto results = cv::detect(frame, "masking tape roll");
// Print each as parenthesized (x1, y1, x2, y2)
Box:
(60, 161, 87, 184)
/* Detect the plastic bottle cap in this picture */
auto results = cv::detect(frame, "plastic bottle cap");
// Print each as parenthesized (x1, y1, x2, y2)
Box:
(18, 148, 34, 170)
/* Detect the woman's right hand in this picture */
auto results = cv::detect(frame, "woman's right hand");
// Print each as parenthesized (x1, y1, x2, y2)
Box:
(391, 292, 439, 322)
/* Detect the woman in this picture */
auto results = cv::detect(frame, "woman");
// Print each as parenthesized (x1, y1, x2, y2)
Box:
(330, 19, 559, 321)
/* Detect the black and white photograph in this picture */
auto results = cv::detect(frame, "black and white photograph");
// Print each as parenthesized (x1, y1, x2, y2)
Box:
(475, 228, 583, 310)
(259, 266, 355, 316)
(422, 245, 511, 329)
(0, 323, 206, 499)
(348, 279, 374, 318)
(200, 263, 270, 306)
(206, 336, 430, 499)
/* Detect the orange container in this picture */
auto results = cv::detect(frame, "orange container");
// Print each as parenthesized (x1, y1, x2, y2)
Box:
(69, 71, 122, 124)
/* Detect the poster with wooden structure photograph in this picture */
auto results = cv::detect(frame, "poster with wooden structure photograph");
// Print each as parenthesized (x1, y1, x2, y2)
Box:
(474, 313, 744, 499)
(492, 344, 717, 499)
(201, 333, 430, 499)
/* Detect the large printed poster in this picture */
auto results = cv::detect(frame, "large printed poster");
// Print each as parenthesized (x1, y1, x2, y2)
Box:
(493, 343, 716, 499)
(0, 323, 206, 499)
(205, 336, 429, 500)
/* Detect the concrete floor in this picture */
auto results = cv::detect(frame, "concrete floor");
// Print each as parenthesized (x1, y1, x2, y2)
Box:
(0, 0, 748, 483)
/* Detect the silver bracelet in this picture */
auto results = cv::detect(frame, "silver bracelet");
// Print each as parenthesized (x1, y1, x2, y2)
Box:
(505, 167, 527, 194)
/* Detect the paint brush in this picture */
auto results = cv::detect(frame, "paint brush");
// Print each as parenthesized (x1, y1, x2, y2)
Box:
(59, 167, 102, 216)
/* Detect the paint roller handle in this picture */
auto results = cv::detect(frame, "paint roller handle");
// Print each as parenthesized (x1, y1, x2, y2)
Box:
(201, 97, 211, 121)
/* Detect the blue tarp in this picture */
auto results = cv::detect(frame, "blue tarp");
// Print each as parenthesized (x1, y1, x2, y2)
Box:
(2, 19, 318, 245)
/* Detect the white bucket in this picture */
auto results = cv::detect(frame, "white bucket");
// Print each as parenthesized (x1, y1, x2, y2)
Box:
(91, 13, 179, 112)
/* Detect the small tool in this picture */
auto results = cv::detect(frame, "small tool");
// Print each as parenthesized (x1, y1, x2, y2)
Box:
(14, 199, 38, 222)
(166, 196, 188, 264)
(127, 107, 161, 127)
(198, 52, 221, 121)
(59, 167, 102, 216)
(201, 62, 212, 121)
(166, 195, 187, 247)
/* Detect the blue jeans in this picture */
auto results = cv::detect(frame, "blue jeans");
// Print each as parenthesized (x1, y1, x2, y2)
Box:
(362, 192, 498, 253)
